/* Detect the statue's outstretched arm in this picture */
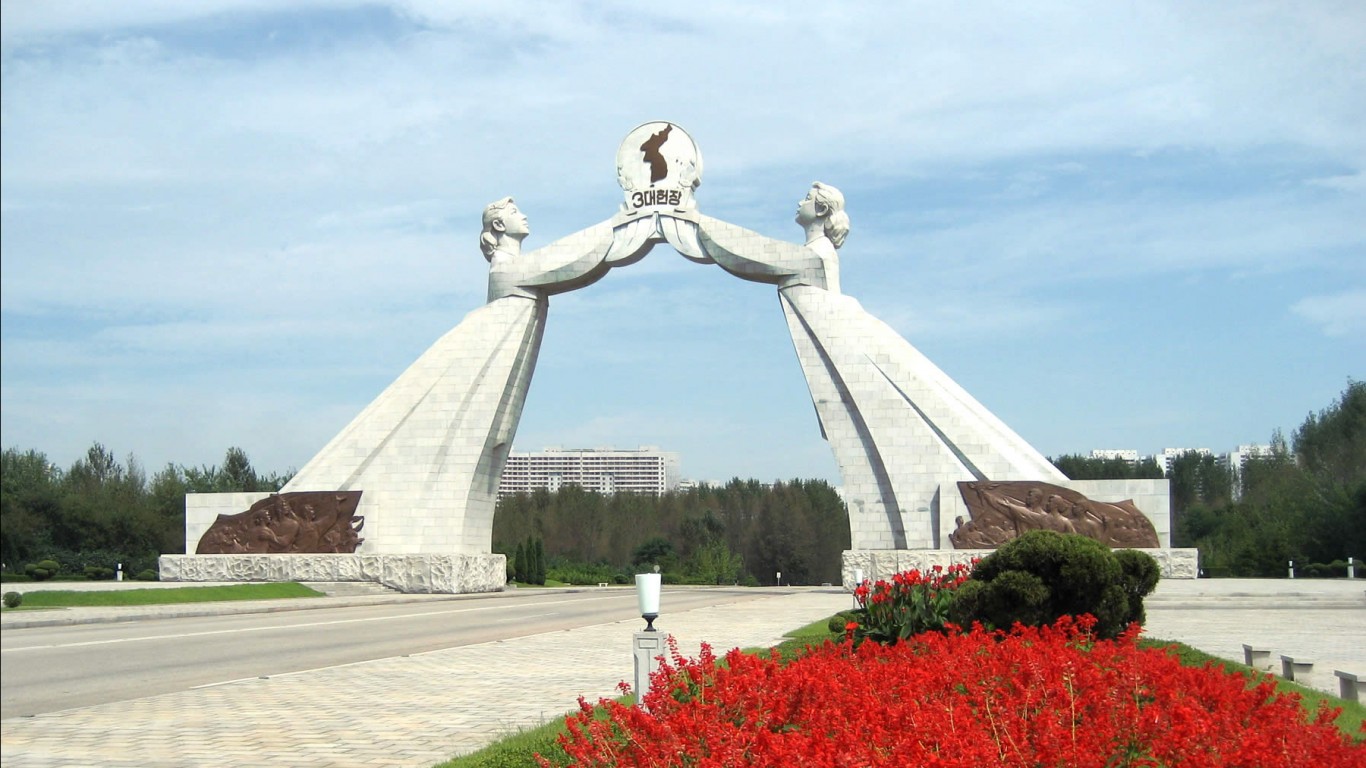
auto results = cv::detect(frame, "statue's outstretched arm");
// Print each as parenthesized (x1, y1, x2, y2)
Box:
(488, 219, 619, 301)
(693, 214, 827, 289)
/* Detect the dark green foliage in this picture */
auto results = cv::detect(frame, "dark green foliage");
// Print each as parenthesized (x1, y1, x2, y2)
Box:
(949, 531, 1145, 639)
(1298, 560, 1364, 578)
(1051, 454, 1165, 480)
(493, 478, 849, 586)
(513, 542, 527, 583)
(827, 610, 860, 635)
(533, 538, 546, 585)
(1115, 548, 1161, 625)
(1177, 382, 1366, 575)
(546, 561, 625, 585)
(3, 591, 22, 608)
(1295, 381, 1366, 489)
(135, 569, 158, 581)
(83, 566, 115, 580)
(1, 444, 291, 573)
(632, 537, 674, 568)
(952, 571, 1050, 629)
(25, 559, 61, 580)
(1167, 450, 1235, 516)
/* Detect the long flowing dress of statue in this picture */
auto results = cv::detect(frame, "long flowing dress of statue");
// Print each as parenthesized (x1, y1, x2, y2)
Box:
(282, 214, 624, 555)
(686, 200, 1066, 550)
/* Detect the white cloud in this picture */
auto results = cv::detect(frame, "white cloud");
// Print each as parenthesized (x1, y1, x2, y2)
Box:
(1291, 290, 1366, 338)
(3, 1, 1364, 475)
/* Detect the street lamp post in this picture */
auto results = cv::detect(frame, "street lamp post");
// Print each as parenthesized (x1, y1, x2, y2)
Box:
(633, 572, 663, 708)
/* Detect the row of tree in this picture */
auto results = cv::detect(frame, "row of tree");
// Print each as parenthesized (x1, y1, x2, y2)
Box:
(1053, 382, 1364, 577)
(3, 383, 1358, 582)
(1170, 382, 1364, 576)
(0, 445, 289, 575)
(0, 442, 850, 585)
(493, 479, 850, 586)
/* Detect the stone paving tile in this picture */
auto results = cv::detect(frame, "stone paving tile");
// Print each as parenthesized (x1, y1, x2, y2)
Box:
(1142, 606, 1366, 696)
(1, 591, 850, 768)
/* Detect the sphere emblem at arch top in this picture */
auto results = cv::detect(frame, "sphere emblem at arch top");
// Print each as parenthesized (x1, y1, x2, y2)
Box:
(615, 121, 703, 217)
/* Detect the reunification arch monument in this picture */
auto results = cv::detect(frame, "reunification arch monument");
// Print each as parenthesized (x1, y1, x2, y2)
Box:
(162, 123, 1195, 592)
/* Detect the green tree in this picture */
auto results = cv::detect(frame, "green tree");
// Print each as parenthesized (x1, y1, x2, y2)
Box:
(1051, 454, 1164, 480)
(514, 541, 527, 583)
(0, 449, 62, 568)
(689, 539, 744, 585)
(631, 537, 674, 569)
(533, 537, 546, 585)
(1168, 450, 1233, 518)
(1294, 380, 1366, 490)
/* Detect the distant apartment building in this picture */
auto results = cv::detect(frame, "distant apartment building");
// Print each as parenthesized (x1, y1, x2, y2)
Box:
(498, 447, 680, 499)
(1227, 443, 1275, 471)
(1089, 449, 1140, 463)
(1156, 447, 1212, 475)
(1083, 446, 1276, 480)
(1226, 443, 1274, 499)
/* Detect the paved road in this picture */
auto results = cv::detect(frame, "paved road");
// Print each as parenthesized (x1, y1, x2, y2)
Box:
(1, 587, 850, 768)
(0, 587, 779, 718)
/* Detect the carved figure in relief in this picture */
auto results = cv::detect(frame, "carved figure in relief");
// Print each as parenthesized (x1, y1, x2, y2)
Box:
(196, 492, 365, 554)
(952, 481, 1158, 549)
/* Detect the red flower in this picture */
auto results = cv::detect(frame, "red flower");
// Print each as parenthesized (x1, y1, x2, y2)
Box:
(547, 620, 1365, 767)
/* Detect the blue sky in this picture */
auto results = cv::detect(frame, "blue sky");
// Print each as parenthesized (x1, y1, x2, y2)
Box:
(2, 1, 1363, 485)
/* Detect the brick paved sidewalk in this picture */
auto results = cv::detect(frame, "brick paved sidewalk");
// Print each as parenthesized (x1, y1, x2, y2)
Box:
(0, 590, 850, 768)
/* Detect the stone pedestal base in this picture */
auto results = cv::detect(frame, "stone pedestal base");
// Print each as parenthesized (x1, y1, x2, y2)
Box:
(158, 553, 507, 594)
(842, 547, 1199, 589)
(633, 631, 667, 709)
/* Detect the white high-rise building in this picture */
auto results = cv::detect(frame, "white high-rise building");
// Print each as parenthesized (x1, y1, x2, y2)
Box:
(498, 447, 680, 499)
(1156, 447, 1212, 475)
(1089, 449, 1140, 463)
(1226, 443, 1275, 499)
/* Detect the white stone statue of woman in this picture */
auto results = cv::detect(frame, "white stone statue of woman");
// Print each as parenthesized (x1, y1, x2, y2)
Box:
(481, 196, 619, 301)
(680, 183, 1064, 550)
(284, 199, 629, 558)
(793, 181, 851, 294)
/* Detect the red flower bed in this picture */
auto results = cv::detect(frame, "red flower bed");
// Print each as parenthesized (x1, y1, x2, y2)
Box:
(852, 563, 972, 642)
(548, 617, 1364, 767)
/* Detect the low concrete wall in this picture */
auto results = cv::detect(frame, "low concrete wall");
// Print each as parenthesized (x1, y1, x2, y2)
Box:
(158, 553, 507, 594)
(842, 547, 1199, 589)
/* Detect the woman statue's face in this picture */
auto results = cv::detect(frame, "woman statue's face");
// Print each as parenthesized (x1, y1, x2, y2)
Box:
(498, 204, 529, 237)
(795, 187, 822, 226)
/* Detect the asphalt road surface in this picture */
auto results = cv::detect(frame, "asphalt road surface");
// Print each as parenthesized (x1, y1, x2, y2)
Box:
(0, 587, 776, 719)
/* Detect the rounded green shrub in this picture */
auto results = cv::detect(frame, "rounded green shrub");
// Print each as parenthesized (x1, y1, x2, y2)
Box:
(827, 610, 861, 635)
(2, 591, 22, 608)
(951, 570, 1050, 630)
(950, 531, 1153, 639)
(1114, 548, 1161, 626)
(25, 559, 61, 581)
(136, 569, 158, 581)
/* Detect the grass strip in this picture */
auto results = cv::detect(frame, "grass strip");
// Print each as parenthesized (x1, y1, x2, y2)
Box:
(7, 583, 323, 608)
(435, 694, 634, 768)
